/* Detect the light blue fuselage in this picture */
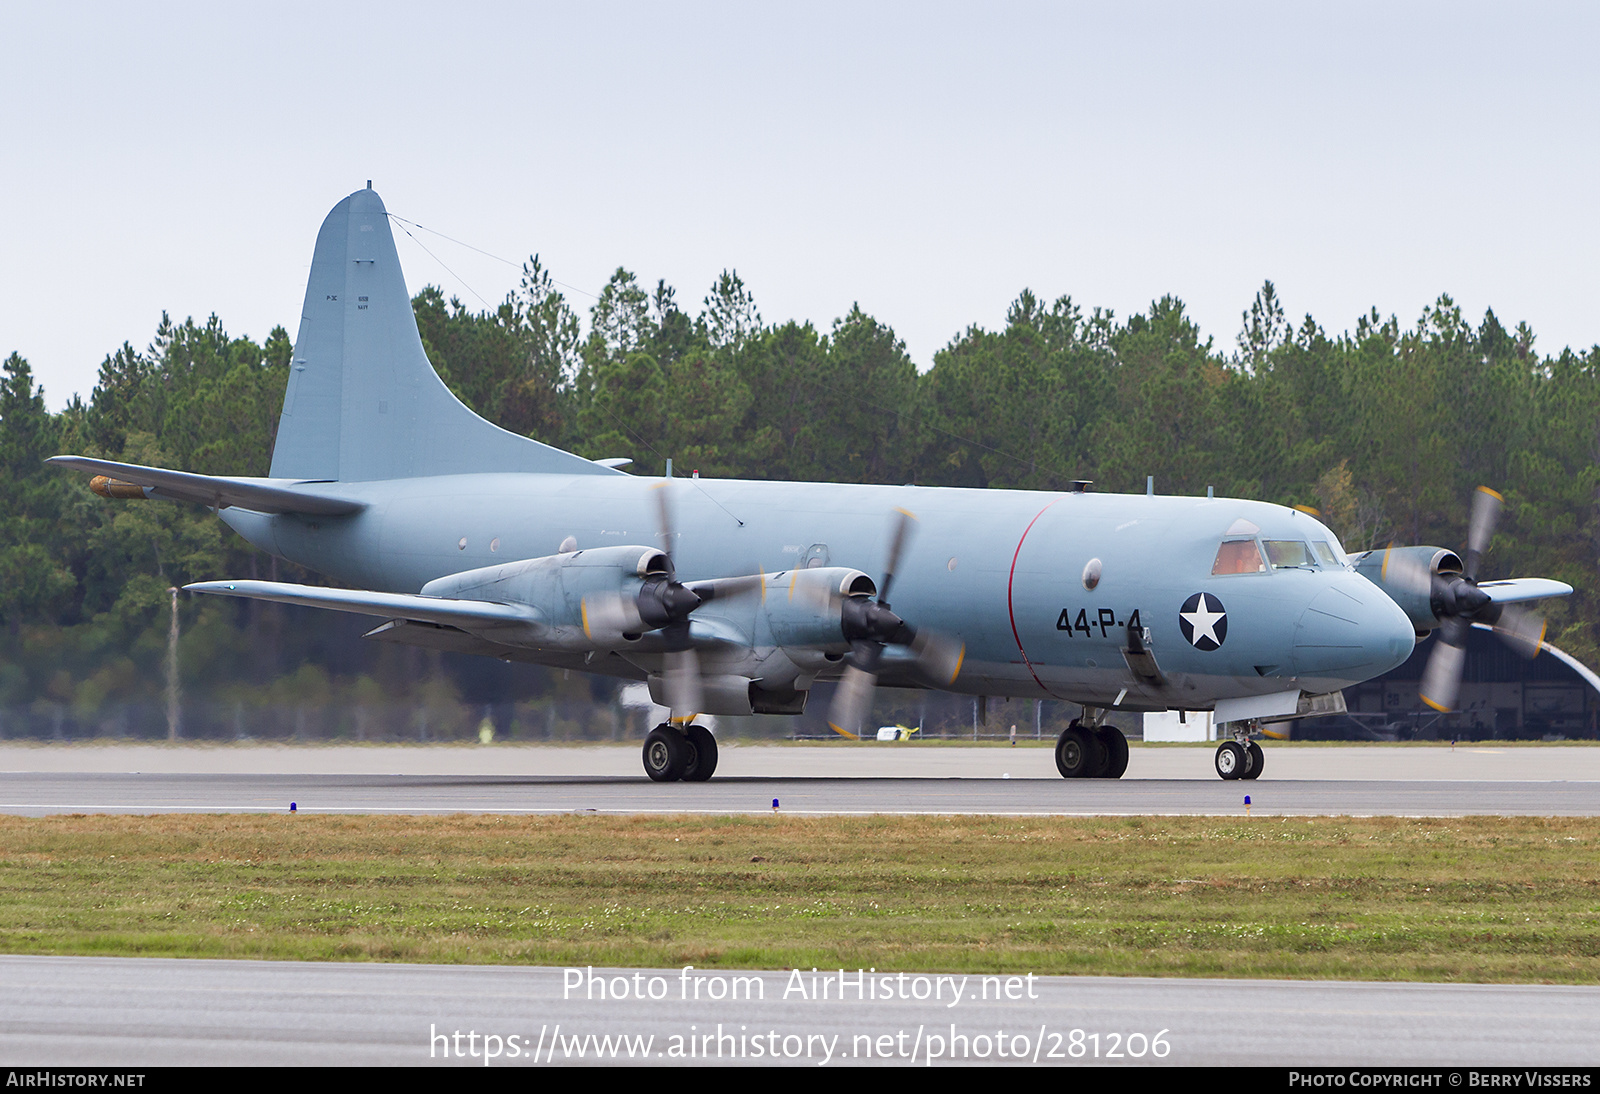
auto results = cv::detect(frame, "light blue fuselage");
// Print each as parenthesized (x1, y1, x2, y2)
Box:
(223, 475, 1417, 711)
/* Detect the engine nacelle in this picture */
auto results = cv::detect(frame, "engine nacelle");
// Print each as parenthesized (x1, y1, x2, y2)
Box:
(420, 544, 669, 649)
(1351, 545, 1462, 634)
(761, 566, 877, 650)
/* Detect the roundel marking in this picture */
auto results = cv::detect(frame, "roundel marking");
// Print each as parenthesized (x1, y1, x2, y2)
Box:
(1179, 592, 1227, 651)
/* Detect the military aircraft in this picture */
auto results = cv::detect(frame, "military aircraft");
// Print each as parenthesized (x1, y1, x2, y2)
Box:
(49, 186, 1573, 782)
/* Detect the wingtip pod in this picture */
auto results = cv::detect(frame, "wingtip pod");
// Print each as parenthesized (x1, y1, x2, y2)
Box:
(88, 475, 146, 500)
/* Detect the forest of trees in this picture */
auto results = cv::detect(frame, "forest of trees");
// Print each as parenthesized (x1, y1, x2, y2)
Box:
(1, 264, 1596, 740)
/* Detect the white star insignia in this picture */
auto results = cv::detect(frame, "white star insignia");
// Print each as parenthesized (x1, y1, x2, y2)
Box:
(1182, 594, 1226, 647)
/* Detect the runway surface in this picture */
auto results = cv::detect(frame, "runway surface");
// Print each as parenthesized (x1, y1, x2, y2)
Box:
(4, 770, 1600, 816)
(1, 743, 1597, 816)
(7, 748, 1598, 1067)
(5, 955, 1597, 1067)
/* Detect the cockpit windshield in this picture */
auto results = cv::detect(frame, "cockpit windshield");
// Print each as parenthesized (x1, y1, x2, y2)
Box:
(1263, 540, 1315, 569)
(1212, 539, 1265, 575)
(1214, 537, 1345, 575)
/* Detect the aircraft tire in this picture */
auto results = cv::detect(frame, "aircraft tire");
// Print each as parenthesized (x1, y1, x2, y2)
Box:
(1242, 741, 1264, 780)
(1055, 724, 1107, 779)
(1214, 741, 1246, 780)
(643, 725, 689, 782)
(681, 724, 718, 781)
(1096, 726, 1129, 779)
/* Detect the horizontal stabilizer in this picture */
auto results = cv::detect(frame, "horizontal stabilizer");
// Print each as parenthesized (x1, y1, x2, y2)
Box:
(1476, 578, 1573, 603)
(185, 579, 540, 631)
(49, 457, 366, 516)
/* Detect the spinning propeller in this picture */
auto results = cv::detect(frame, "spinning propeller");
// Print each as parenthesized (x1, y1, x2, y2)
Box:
(581, 482, 759, 720)
(826, 509, 965, 739)
(1383, 486, 1550, 712)
(584, 492, 963, 730)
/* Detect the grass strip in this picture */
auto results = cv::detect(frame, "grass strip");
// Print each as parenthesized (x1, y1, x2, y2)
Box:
(2, 813, 1597, 982)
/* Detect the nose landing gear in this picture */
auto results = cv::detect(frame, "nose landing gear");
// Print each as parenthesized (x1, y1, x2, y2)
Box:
(1214, 723, 1264, 780)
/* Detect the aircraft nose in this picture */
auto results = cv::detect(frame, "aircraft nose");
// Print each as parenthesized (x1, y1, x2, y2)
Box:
(1290, 574, 1417, 680)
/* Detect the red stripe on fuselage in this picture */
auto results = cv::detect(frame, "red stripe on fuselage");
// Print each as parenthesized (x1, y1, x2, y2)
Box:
(1006, 495, 1067, 699)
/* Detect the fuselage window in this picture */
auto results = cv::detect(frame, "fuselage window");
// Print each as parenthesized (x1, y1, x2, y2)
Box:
(1263, 540, 1315, 569)
(1212, 538, 1266, 575)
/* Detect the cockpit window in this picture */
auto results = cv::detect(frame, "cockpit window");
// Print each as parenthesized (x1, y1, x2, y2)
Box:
(1212, 538, 1266, 575)
(1311, 541, 1339, 566)
(1263, 540, 1315, 569)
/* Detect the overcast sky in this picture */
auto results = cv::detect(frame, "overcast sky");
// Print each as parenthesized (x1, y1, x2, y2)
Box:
(3, 2, 1596, 409)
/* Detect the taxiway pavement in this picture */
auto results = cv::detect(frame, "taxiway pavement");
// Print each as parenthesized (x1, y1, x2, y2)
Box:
(5, 955, 1596, 1067)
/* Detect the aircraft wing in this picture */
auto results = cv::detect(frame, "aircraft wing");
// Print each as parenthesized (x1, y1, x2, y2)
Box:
(48, 456, 366, 516)
(185, 580, 540, 630)
(1477, 578, 1573, 603)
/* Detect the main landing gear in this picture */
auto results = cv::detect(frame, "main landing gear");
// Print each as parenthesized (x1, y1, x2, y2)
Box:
(1054, 710, 1129, 779)
(1214, 722, 1264, 781)
(642, 722, 718, 782)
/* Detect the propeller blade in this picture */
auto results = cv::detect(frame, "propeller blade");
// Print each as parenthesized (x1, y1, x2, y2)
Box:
(1463, 486, 1502, 582)
(792, 572, 836, 613)
(827, 663, 877, 739)
(910, 628, 965, 686)
(581, 591, 644, 643)
(688, 572, 767, 603)
(789, 568, 864, 619)
(1380, 542, 1434, 601)
(878, 508, 917, 605)
(1490, 603, 1547, 659)
(652, 481, 677, 570)
(1418, 629, 1468, 712)
(663, 647, 702, 721)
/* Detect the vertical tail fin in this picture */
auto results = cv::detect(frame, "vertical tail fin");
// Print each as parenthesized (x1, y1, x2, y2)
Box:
(270, 186, 610, 482)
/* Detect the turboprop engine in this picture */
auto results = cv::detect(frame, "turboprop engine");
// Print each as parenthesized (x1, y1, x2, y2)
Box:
(1350, 486, 1571, 711)
(421, 544, 679, 649)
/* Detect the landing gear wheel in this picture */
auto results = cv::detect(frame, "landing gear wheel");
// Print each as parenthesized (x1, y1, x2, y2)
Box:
(1242, 740, 1264, 780)
(681, 723, 718, 781)
(1215, 740, 1246, 780)
(1095, 726, 1129, 779)
(643, 725, 689, 782)
(1055, 722, 1107, 779)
